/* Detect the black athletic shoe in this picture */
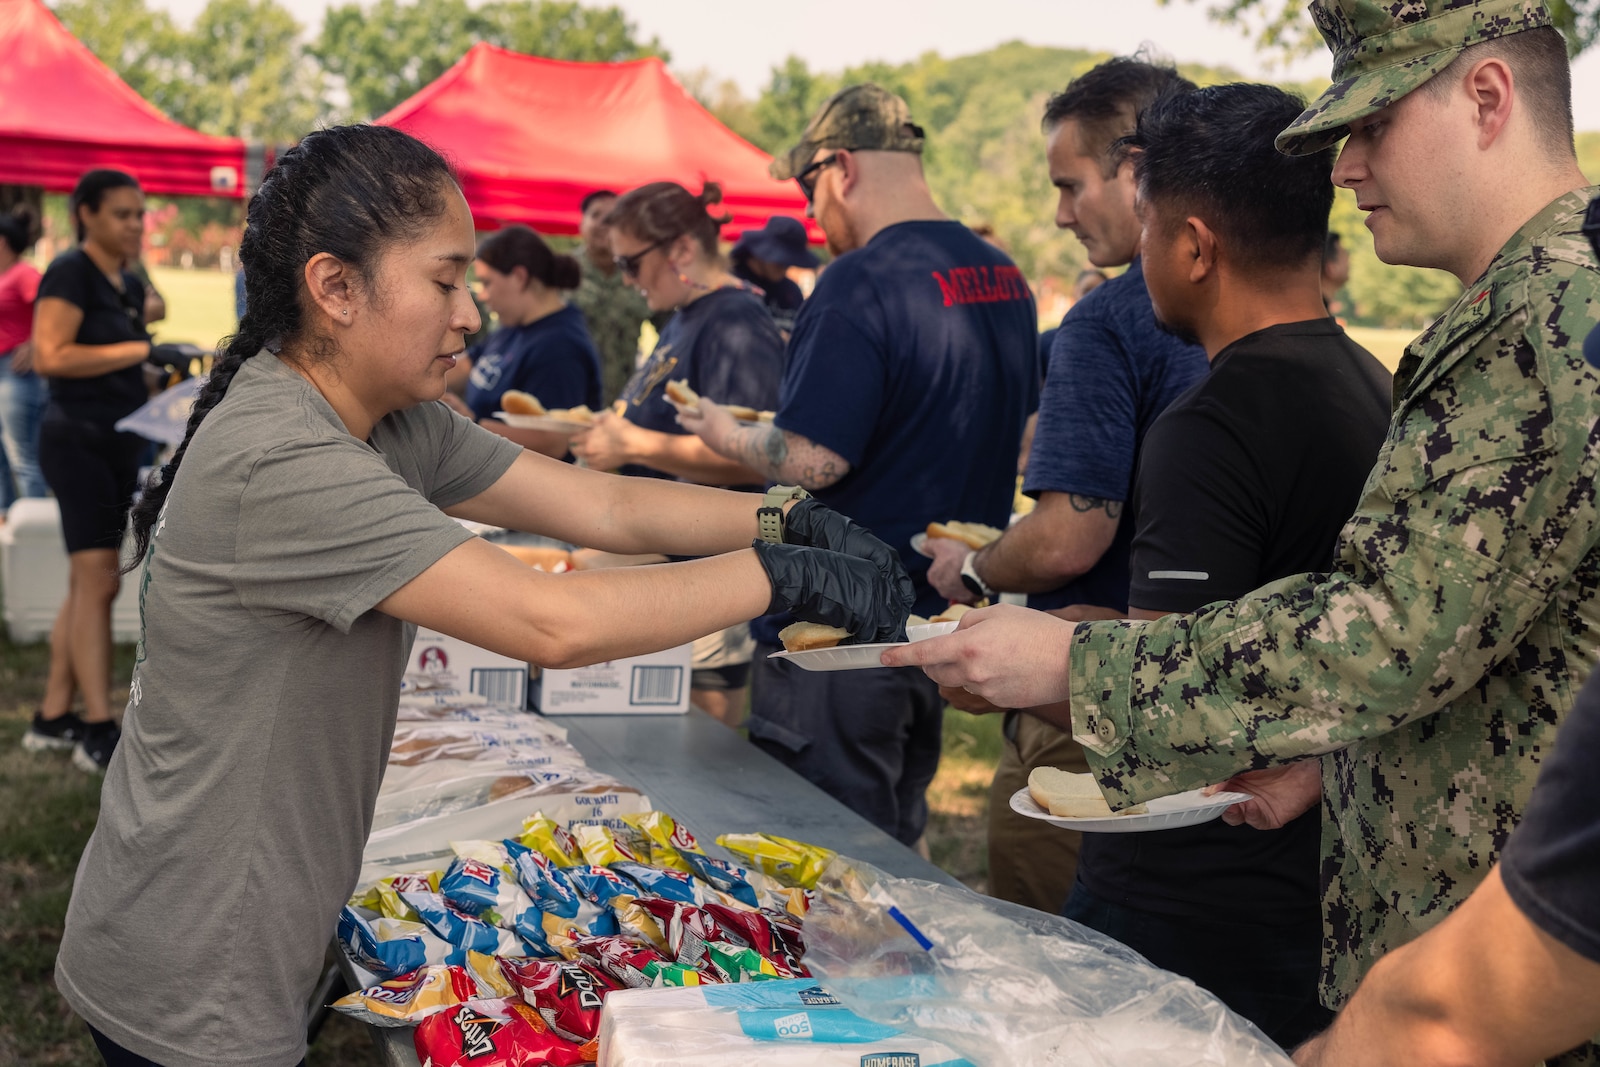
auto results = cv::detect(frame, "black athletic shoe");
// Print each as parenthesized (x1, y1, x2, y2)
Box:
(22, 710, 86, 752)
(72, 720, 121, 774)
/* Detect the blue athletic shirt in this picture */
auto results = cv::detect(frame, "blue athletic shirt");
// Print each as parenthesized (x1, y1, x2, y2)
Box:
(1023, 259, 1207, 612)
(464, 304, 601, 420)
(757, 220, 1039, 638)
(616, 285, 783, 484)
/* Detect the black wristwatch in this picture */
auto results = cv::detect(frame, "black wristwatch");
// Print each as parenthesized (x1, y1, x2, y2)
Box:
(960, 550, 994, 600)
(757, 485, 810, 543)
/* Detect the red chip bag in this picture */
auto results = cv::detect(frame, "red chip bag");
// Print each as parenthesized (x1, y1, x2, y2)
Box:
(499, 957, 615, 1043)
(702, 904, 809, 977)
(632, 898, 731, 970)
(414, 1000, 593, 1067)
(571, 934, 669, 989)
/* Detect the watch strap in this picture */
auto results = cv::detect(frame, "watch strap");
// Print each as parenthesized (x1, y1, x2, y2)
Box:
(757, 485, 809, 544)
(960, 550, 994, 600)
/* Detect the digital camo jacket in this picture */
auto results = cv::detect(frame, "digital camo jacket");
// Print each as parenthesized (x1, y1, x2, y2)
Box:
(1068, 187, 1600, 1011)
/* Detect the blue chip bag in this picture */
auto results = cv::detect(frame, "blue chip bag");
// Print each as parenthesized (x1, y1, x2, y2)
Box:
(677, 853, 760, 909)
(400, 890, 524, 963)
(338, 906, 427, 979)
(612, 862, 703, 904)
(439, 857, 509, 917)
(513, 853, 620, 939)
(561, 864, 637, 908)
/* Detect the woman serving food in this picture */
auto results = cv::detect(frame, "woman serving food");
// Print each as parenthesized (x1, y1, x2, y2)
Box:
(54, 125, 910, 1067)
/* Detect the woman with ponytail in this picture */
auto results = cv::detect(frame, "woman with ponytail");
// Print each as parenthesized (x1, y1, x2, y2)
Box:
(448, 224, 600, 458)
(569, 181, 788, 725)
(53, 125, 909, 1067)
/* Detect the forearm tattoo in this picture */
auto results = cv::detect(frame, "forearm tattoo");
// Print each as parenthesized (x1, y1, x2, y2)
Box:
(724, 424, 849, 491)
(1069, 494, 1123, 518)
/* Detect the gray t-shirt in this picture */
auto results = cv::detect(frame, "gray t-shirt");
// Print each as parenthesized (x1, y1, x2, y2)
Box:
(56, 352, 522, 1067)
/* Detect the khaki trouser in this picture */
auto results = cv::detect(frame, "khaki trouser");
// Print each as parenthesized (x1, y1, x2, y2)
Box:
(986, 711, 1091, 914)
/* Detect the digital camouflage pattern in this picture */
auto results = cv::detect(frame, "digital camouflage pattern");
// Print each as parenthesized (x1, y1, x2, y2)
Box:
(1068, 187, 1600, 1018)
(1277, 0, 1555, 155)
(570, 247, 652, 406)
(769, 83, 925, 181)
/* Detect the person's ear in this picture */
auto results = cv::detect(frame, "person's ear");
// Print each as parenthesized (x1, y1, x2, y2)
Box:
(669, 234, 698, 272)
(511, 265, 531, 291)
(1463, 57, 1515, 150)
(304, 252, 355, 326)
(834, 150, 857, 198)
(1187, 217, 1217, 283)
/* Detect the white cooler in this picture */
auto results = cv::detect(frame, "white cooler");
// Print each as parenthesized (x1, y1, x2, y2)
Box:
(0, 498, 141, 643)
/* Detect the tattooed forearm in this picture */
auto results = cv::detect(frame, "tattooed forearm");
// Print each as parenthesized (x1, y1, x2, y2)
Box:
(1069, 494, 1123, 518)
(719, 424, 851, 490)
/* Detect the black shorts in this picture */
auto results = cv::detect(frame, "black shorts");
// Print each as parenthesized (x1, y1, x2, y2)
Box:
(39, 413, 144, 554)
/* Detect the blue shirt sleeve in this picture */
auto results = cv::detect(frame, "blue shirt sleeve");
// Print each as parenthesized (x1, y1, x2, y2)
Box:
(774, 280, 887, 467)
(1024, 301, 1139, 502)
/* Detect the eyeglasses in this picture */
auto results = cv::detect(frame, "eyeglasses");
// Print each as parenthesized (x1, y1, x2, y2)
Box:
(795, 153, 841, 204)
(616, 237, 673, 278)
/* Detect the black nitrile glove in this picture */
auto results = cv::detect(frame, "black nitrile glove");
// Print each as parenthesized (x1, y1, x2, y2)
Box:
(783, 498, 915, 613)
(752, 540, 909, 643)
(148, 343, 205, 373)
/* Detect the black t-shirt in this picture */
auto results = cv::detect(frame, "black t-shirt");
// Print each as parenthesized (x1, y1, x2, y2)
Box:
(1077, 318, 1392, 923)
(616, 285, 783, 487)
(1501, 667, 1600, 964)
(37, 248, 150, 425)
(754, 220, 1038, 639)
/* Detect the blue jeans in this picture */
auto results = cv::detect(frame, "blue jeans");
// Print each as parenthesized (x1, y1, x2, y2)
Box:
(0, 353, 50, 509)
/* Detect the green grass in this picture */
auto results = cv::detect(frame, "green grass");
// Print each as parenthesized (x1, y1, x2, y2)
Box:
(927, 707, 1006, 891)
(147, 266, 237, 352)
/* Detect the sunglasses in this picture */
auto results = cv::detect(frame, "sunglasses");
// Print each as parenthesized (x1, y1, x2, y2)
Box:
(616, 237, 673, 278)
(795, 153, 842, 204)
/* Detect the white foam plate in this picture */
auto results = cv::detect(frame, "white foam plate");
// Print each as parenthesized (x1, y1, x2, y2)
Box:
(1009, 786, 1253, 833)
(494, 411, 592, 433)
(769, 621, 957, 672)
(910, 532, 931, 557)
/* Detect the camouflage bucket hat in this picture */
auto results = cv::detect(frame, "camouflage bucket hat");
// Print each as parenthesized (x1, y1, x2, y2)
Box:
(769, 83, 926, 181)
(1276, 0, 1554, 156)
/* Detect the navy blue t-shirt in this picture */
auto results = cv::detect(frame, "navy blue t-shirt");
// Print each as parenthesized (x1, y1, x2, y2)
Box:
(767, 220, 1039, 624)
(464, 304, 601, 420)
(1023, 260, 1207, 612)
(617, 285, 783, 483)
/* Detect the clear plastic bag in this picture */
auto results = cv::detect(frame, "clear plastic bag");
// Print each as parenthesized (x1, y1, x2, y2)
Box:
(802, 862, 1296, 1067)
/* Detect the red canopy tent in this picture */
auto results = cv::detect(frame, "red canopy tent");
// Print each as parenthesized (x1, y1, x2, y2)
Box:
(0, 0, 245, 197)
(377, 44, 818, 241)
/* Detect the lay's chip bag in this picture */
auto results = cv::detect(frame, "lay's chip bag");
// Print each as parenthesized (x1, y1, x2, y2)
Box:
(714, 832, 835, 889)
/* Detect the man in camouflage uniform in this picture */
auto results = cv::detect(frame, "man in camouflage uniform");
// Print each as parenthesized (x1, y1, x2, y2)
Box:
(888, 0, 1600, 1048)
(569, 189, 654, 405)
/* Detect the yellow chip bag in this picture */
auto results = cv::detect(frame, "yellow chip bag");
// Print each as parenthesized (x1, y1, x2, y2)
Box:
(331, 964, 477, 1026)
(621, 811, 699, 874)
(714, 832, 836, 890)
(573, 824, 645, 867)
(518, 813, 583, 867)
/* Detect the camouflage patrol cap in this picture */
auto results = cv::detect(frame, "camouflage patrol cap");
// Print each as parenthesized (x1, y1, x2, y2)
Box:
(1276, 0, 1555, 156)
(769, 83, 926, 181)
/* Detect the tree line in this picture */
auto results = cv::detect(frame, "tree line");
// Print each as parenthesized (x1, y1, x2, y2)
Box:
(50, 0, 1600, 329)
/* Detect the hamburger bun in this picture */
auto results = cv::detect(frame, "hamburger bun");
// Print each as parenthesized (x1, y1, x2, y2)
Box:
(549, 405, 595, 426)
(925, 520, 1004, 550)
(930, 603, 975, 625)
(501, 390, 546, 416)
(1027, 766, 1147, 818)
(724, 404, 761, 422)
(778, 620, 852, 652)
(664, 379, 700, 410)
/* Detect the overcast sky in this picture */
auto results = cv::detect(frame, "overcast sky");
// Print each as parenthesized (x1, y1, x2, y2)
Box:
(145, 0, 1600, 129)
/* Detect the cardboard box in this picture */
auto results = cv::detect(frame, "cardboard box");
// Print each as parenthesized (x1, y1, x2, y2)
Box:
(403, 628, 530, 707)
(535, 643, 693, 715)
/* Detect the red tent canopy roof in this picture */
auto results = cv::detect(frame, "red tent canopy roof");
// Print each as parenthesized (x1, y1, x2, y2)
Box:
(377, 44, 819, 241)
(0, 0, 244, 197)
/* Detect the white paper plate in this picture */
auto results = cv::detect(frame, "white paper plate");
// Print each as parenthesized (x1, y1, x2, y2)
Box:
(910, 532, 931, 557)
(1009, 786, 1253, 833)
(769, 622, 956, 672)
(494, 411, 591, 433)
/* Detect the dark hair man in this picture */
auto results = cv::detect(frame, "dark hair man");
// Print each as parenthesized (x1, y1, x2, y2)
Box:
(1060, 82, 1392, 1048)
(888, 0, 1600, 1042)
(569, 188, 654, 405)
(681, 84, 1039, 846)
(924, 56, 1207, 915)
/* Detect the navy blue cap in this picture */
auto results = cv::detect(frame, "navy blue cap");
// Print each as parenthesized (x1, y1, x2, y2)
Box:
(732, 216, 820, 270)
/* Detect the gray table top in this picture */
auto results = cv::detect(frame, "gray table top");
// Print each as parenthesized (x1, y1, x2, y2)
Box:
(353, 707, 960, 1066)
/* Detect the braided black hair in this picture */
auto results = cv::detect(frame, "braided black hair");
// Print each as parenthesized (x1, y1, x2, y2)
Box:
(126, 124, 458, 568)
